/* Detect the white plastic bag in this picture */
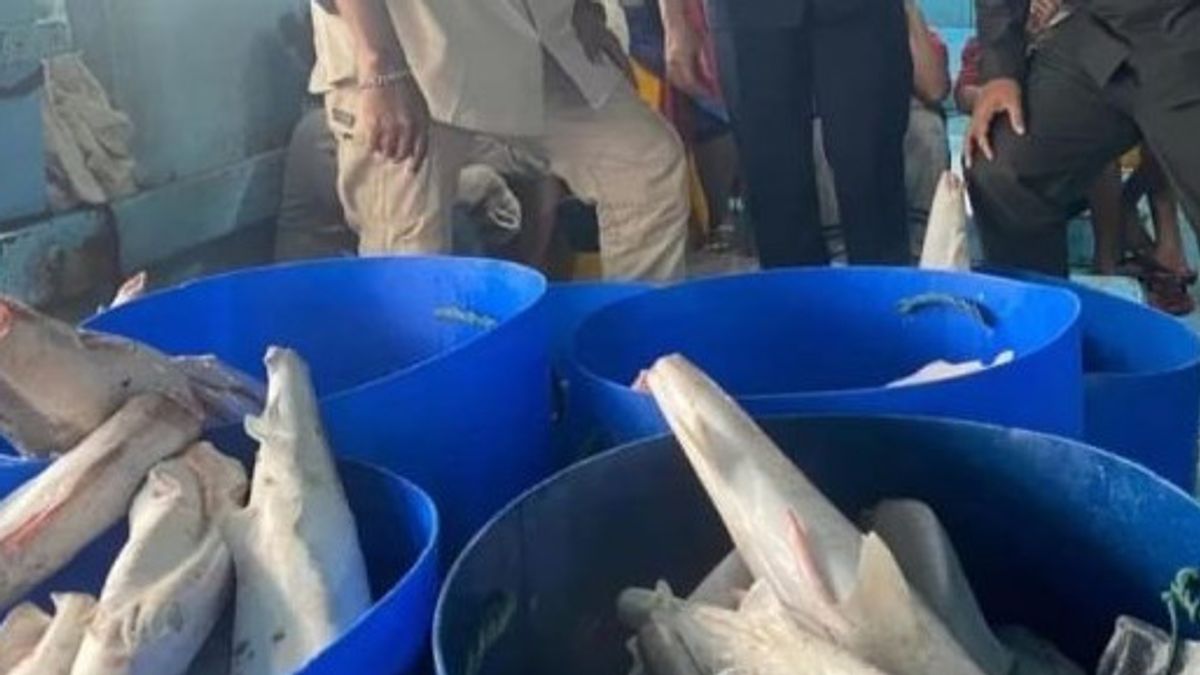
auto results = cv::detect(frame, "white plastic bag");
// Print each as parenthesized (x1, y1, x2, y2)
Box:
(888, 351, 1015, 388)
(921, 171, 970, 271)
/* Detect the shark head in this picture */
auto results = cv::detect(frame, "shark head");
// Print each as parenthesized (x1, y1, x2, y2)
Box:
(644, 354, 863, 616)
(245, 347, 320, 445)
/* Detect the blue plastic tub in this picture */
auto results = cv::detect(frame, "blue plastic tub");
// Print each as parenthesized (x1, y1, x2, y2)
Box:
(79, 256, 549, 557)
(434, 415, 1200, 675)
(569, 268, 1084, 447)
(543, 282, 651, 368)
(541, 282, 651, 464)
(0, 447, 439, 675)
(987, 268, 1200, 491)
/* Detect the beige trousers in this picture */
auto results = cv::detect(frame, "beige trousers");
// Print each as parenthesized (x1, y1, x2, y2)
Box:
(325, 72, 689, 281)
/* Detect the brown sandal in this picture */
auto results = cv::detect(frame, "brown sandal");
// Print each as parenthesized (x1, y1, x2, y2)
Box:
(1123, 249, 1199, 286)
(1143, 271, 1196, 316)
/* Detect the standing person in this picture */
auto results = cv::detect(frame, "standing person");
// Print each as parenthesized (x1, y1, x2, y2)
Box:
(964, 0, 1200, 277)
(275, 107, 356, 261)
(275, 8, 354, 261)
(626, 0, 742, 243)
(660, 0, 914, 267)
(310, 0, 690, 281)
(275, 6, 562, 269)
(903, 0, 951, 254)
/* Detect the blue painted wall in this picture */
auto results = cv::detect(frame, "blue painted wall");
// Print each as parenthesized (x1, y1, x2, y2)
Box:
(0, 0, 37, 23)
(65, 0, 309, 187)
(1, 0, 49, 221)
(0, 0, 306, 308)
(919, 0, 974, 29)
(0, 83, 46, 222)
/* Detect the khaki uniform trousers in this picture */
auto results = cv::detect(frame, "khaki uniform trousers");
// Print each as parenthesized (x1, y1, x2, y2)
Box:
(326, 68, 689, 281)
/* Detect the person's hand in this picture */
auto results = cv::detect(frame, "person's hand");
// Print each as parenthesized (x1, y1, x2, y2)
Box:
(903, 0, 923, 28)
(1027, 0, 1061, 34)
(357, 75, 430, 169)
(664, 21, 712, 97)
(964, 78, 1025, 167)
(573, 0, 634, 83)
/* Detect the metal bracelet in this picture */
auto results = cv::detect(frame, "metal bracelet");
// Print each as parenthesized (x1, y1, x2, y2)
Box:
(358, 69, 412, 89)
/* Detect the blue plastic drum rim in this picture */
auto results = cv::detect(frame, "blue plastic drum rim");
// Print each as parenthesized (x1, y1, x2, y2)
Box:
(299, 459, 441, 674)
(0, 256, 548, 464)
(543, 281, 652, 367)
(544, 282, 654, 459)
(433, 413, 1200, 674)
(85, 256, 548, 402)
(983, 267, 1200, 382)
(570, 266, 1081, 402)
(981, 266, 1200, 489)
(82, 256, 551, 560)
(0, 455, 440, 675)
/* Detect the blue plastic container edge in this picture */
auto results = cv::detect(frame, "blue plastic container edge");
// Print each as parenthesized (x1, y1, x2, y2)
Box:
(0, 456, 443, 618)
(980, 266, 1200, 379)
(332, 457, 441, 635)
(568, 267, 1083, 403)
(0, 454, 442, 674)
(88, 256, 549, 408)
(549, 280, 659, 292)
(431, 410, 1199, 672)
(542, 280, 653, 361)
(301, 457, 442, 673)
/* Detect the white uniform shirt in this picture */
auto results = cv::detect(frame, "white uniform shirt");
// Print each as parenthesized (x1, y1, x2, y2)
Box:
(310, 0, 622, 137)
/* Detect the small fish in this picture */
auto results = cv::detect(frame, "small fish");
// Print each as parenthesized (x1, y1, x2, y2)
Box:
(621, 553, 750, 675)
(0, 296, 261, 458)
(617, 584, 704, 675)
(644, 354, 987, 675)
(635, 615, 705, 675)
(687, 551, 752, 610)
(0, 394, 200, 610)
(223, 347, 371, 675)
(72, 443, 247, 675)
(921, 171, 971, 271)
(8, 593, 96, 675)
(0, 603, 52, 672)
(838, 532, 990, 675)
(866, 500, 1013, 675)
(644, 355, 862, 613)
(619, 582, 681, 633)
(667, 581, 888, 675)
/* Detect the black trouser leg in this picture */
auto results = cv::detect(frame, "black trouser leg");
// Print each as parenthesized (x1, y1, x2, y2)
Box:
(965, 20, 1140, 276)
(1136, 99, 1200, 241)
(813, 0, 913, 265)
(720, 24, 827, 268)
